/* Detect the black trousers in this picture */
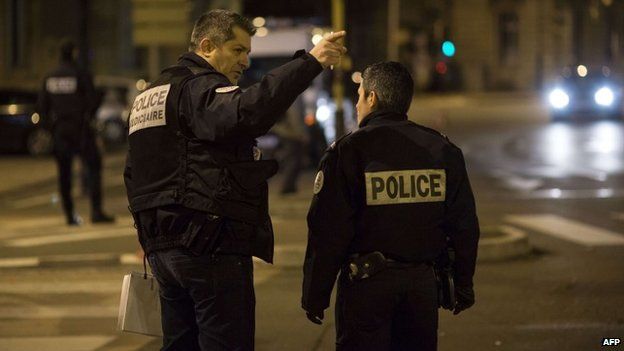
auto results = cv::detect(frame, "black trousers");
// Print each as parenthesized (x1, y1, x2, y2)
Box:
(53, 128, 103, 219)
(279, 138, 304, 193)
(335, 264, 438, 351)
(148, 248, 255, 351)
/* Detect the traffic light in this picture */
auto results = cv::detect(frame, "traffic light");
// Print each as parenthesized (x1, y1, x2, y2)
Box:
(442, 40, 455, 57)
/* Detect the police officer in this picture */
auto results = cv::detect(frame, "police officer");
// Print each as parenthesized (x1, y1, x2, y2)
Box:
(37, 39, 114, 225)
(302, 62, 480, 351)
(123, 10, 346, 351)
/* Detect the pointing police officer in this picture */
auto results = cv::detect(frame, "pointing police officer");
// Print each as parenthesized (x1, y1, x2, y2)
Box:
(302, 62, 480, 351)
(37, 39, 114, 225)
(124, 9, 346, 351)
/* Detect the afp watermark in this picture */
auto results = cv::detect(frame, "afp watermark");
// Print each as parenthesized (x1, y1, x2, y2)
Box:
(602, 338, 621, 346)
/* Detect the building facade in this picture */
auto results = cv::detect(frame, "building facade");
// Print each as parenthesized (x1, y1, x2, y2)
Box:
(451, 0, 624, 91)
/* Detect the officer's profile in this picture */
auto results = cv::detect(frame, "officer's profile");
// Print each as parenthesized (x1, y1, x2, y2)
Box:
(302, 61, 480, 351)
(124, 9, 346, 351)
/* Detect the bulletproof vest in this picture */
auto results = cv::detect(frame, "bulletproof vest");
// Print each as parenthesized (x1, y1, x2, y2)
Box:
(126, 65, 278, 226)
(45, 63, 90, 123)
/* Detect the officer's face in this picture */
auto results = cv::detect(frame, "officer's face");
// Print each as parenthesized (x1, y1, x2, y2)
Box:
(205, 26, 251, 84)
(356, 83, 374, 123)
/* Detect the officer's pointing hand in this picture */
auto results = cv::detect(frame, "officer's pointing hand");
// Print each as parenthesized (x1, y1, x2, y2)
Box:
(309, 30, 348, 69)
(305, 310, 324, 325)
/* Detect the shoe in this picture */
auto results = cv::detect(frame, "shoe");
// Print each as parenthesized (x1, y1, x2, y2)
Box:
(92, 213, 115, 224)
(67, 213, 83, 226)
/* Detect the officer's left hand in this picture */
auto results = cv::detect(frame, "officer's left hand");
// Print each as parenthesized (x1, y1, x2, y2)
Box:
(453, 285, 475, 315)
(305, 310, 324, 325)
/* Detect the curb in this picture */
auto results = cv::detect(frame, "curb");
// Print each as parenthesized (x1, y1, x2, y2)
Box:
(0, 226, 531, 269)
(477, 225, 532, 261)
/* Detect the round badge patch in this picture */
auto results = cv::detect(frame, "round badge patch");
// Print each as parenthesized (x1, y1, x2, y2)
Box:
(313, 170, 324, 194)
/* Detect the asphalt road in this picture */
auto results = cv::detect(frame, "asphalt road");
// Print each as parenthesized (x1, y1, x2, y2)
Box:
(0, 95, 623, 350)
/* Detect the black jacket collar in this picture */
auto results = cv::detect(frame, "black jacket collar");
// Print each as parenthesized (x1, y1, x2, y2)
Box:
(358, 110, 407, 128)
(177, 52, 216, 72)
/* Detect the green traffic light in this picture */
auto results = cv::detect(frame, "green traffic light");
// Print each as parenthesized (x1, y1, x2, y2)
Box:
(442, 41, 455, 57)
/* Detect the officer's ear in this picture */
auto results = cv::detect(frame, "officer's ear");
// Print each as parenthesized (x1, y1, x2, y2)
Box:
(367, 91, 378, 109)
(199, 38, 218, 56)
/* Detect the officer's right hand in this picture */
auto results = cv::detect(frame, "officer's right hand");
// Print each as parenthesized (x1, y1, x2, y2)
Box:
(453, 285, 475, 315)
(309, 31, 347, 69)
(305, 310, 324, 325)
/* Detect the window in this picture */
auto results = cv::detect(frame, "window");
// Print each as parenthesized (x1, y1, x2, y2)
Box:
(498, 12, 519, 65)
(7, 0, 26, 68)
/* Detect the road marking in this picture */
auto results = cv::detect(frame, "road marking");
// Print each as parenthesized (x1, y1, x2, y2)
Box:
(0, 265, 277, 293)
(611, 212, 624, 221)
(491, 170, 544, 191)
(0, 335, 115, 351)
(4, 228, 134, 247)
(0, 216, 134, 241)
(0, 306, 118, 319)
(0, 257, 39, 268)
(515, 322, 616, 330)
(519, 188, 624, 200)
(0, 280, 124, 294)
(506, 214, 624, 246)
(8, 193, 59, 209)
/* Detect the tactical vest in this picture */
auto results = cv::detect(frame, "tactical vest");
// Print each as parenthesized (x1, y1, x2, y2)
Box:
(126, 65, 278, 226)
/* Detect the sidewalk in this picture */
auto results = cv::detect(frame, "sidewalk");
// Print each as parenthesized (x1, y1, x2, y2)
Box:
(409, 91, 549, 127)
(0, 151, 126, 196)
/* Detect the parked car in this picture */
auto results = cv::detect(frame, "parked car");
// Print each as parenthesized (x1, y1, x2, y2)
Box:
(546, 65, 622, 121)
(94, 76, 141, 148)
(0, 89, 52, 155)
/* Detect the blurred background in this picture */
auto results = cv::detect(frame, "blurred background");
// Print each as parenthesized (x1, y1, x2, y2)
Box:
(0, 1, 623, 351)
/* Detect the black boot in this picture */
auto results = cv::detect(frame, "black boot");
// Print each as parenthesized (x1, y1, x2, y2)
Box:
(92, 212, 115, 224)
(67, 213, 83, 226)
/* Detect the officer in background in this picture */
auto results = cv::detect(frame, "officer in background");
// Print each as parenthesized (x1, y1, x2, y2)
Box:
(302, 62, 480, 351)
(37, 39, 114, 225)
(124, 10, 346, 351)
(272, 96, 309, 194)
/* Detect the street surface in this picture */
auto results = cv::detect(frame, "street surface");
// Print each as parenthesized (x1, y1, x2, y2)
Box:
(0, 93, 623, 350)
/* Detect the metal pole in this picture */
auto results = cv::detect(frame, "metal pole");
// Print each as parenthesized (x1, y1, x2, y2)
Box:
(387, 0, 399, 61)
(332, 0, 345, 140)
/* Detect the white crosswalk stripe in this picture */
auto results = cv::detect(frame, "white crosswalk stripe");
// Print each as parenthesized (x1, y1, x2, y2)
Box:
(0, 336, 116, 351)
(5, 229, 134, 247)
(0, 215, 134, 241)
(506, 214, 624, 246)
(0, 305, 118, 319)
(0, 269, 277, 350)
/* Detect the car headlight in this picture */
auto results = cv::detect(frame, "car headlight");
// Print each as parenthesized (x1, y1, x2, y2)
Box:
(316, 105, 331, 122)
(548, 88, 570, 109)
(594, 87, 614, 107)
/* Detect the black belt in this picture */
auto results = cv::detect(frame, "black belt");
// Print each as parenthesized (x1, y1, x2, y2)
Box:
(385, 258, 426, 268)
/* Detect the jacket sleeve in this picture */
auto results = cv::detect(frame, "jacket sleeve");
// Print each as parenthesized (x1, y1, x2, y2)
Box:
(302, 141, 357, 314)
(182, 53, 322, 142)
(36, 78, 50, 127)
(442, 146, 480, 287)
(80, 71, 97, 118)
(123, 148, 133, 203)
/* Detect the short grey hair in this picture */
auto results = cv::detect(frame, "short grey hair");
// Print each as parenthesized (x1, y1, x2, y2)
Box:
(362, 62, 414, 115)
(189, 9, 255, 51)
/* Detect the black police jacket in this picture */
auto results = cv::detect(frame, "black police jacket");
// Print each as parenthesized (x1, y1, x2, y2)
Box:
(302, 110, 480, 313)
(124, 52, 323, 262)
(37, 60, 96, 135)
